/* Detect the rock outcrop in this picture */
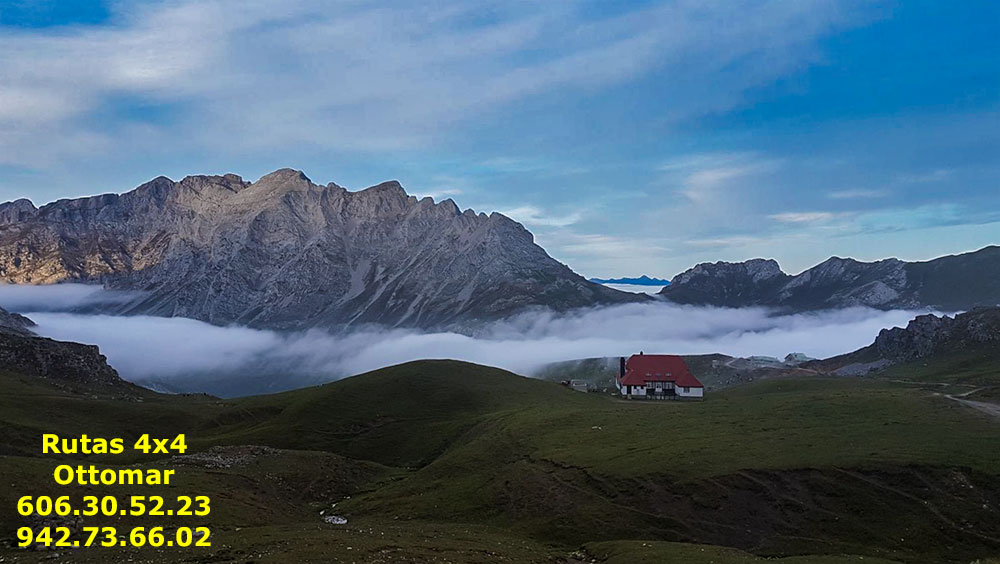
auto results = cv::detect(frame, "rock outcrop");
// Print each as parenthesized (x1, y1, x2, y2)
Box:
(812, 307, 1000, 375)
(0, 169, 645, 330)
(0, 306, 35, 335)
(873, 307, 1000, 362)
(0, 306, 131, 392)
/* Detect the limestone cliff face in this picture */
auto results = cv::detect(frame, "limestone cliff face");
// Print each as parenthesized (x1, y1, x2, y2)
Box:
(0, 169, 644, 330)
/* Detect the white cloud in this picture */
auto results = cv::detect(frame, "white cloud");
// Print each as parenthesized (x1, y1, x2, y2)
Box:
(22, 302, 924, 397)
(501, 205, 583, 227)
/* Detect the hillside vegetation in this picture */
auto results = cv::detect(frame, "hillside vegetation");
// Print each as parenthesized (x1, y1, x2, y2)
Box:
(2, 359, 1000, 563)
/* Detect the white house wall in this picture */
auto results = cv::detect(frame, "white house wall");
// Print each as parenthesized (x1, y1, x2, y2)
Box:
(676, 387, 704, 398)
(620, 383, 703, 399)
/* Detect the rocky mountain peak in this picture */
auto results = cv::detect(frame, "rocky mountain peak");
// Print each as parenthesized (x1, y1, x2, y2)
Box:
(0, 169, 645, 330)
(131, 175, 177, 202)
(659, 258, 790, 307)
(670, 258, 786, 286)
(0, 198, 38, 224)
(257, 167, 312, 185)
(353, 180, 410, 202)
(438, 198, 460, 215)
(743, 258, 786, 281)
(363, 180, 405, 193)
(241, 168, 316, 198)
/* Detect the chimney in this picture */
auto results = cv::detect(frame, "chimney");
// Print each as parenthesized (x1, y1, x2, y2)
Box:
(618, 356, 626, 386)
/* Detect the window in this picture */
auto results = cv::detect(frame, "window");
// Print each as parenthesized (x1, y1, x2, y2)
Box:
(683, 387, 689, 393)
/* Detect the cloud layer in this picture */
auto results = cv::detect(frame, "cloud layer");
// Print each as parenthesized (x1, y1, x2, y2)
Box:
(0, 0, 869, 169)
(4, 285, 924, 396)
(0, 283, 141, 312)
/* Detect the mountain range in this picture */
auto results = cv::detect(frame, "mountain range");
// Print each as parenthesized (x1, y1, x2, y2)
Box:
(1, 167, 998, 332)
(0, 169, 643, 330)
(659, 246, 1000, 311)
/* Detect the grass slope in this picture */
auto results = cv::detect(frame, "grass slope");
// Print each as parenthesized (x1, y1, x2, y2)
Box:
(2, 359, 1000, 563)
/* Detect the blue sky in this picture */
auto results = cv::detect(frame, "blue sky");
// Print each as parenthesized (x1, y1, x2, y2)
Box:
(0, 0, 997, 278)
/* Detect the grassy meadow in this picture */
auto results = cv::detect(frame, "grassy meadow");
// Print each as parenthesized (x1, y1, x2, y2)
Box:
(1, 358, 999, 563)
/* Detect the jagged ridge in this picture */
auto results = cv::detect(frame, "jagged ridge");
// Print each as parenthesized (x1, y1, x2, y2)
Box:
(659, 246, 1000, 311)
(0, 169, 645, 330)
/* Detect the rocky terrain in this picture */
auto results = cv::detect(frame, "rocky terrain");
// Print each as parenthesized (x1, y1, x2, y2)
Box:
(0, 169, 644, 330)
(872, 307, 1000, 362)
(660, 246, 1000, 311)
(808, 306, 1000, 377)
(0, 306, 131, 392)
(0, 305, 35, 335)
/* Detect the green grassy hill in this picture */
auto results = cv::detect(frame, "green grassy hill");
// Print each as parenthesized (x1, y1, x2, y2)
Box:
(3, 358, 1000, 563)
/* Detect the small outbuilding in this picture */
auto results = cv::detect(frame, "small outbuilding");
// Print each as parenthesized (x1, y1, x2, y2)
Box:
(784, 352, 816, 365)
(616, 353, 704, 400)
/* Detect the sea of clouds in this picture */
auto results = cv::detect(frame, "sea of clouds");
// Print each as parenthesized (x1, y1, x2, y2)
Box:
(0, 284, 927, 396)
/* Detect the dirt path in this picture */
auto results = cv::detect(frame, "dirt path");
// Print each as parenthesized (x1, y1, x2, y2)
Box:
(944, 394, 1000, 419)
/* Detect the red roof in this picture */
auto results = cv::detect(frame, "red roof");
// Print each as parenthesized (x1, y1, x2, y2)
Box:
(620, 354, 703, 388)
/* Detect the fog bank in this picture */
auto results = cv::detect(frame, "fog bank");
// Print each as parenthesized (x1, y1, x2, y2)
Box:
(18, 301, 925, 396)
(0, 283, 140, 312)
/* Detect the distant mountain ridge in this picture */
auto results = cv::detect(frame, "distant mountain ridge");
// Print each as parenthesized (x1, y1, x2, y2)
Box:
(659, 246, 1000, 311)
(589, 275, 670, 286)
(0, 169, 645, 331)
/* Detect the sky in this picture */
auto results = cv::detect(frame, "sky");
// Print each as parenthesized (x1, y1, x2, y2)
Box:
(0, 0, 998, 278)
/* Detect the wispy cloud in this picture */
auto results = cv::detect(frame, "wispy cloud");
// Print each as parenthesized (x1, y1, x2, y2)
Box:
(770, 211, 837, 223)
(828, 189, 889, 200)
(897, 169, 951, 184)
(501, 205, 583, 227)
(683, 235, 771, 249)
(0, 1, 876, 169)
(655, 152, 782, 205)
(0, 283, 141, 311)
